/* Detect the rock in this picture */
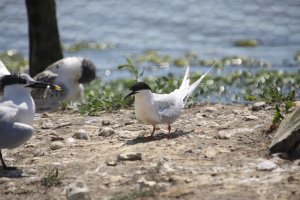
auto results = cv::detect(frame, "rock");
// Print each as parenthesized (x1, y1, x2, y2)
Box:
(270, 107, 300, 158)
(106, 161, 117, 166)
(203, 106, 218, 113)
(217, 130, 233, 139)
(251, 102, 266, 111)
(244, 115, 259, 121)
(66, 180, 91, 200)
(204, 147, 218, 159)
(27, 168, 37, 175)
(98, 127, 115, 137)
(110, 175, 123, 183)
(118, 131, 140, 140)
(50, 141, 64, 150)
(72, 129, 89, 140)
(101, 120, 111, 126)
(156, 158, 175, 174)
(117, 152, 142, 161)
(257, 160, 277, 171)
(124, 121, 135, 126)
(137, 177, 156, 187)
(0, 177, 10, 184)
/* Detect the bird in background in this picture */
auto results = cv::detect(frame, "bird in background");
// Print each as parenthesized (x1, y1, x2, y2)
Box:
(31, 57, 96, 112)
(125, 64, 216, 138)
(0, 70, 61, 169)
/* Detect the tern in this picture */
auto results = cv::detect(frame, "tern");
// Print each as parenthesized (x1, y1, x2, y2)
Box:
(125, 64, 215, 138)
(0, 74, 61, 169)
(31, 57, 96, 112)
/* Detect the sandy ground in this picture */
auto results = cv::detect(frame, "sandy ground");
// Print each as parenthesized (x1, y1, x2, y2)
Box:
(0, 103, 299, 200)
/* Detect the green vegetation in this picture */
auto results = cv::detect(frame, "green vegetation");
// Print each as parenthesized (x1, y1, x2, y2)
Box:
(234, 39, 259, 47)
(41, 168, 62, 188)
(63, 40, 115, 52)
(0, 50, 28, 73)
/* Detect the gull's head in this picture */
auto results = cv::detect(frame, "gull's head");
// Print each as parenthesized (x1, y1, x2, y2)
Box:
(0, 74, 61, 92)
(47, 57, 96, 84)
(125, 82, 152, 98)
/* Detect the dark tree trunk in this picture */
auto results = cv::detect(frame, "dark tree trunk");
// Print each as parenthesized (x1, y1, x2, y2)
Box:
(26, 0, 63, 77)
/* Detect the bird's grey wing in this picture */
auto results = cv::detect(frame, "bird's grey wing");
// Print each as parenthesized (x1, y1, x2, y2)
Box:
(0, 121, 33, 149)
(153, 93, 182, 119)
(32, 71, 65, 112)
(0, 101, 18, 122)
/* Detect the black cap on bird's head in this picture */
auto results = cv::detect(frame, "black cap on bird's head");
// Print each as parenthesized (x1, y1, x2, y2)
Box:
(78, 58, 96, 84)
(0, 74, 61, 91)
(125, 82, 152, 98)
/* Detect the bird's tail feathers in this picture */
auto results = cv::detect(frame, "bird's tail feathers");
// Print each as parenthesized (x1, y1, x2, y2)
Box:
(183, 62, 217, 103)
(179, 65, 190, 92)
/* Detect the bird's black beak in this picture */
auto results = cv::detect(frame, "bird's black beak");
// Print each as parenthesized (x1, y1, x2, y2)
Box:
(125, 90, 136, 99)
(26, 81, 61, 91)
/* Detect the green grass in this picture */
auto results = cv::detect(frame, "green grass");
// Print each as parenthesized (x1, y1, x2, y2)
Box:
(0, 50, 28, 73)
(41, 168, 62, 188)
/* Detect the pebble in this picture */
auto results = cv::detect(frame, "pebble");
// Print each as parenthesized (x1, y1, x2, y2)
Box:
(117, 152, 142, 161)
(27, 168, 37, 175)
(251, 102, 266, 111)
(106, 161, 117, 166)
(256, 160, 277, 171)
(244, 115, 259, 121)
(66, 180, 91, 200)
(0, 177, 10, 184)
(156, 158, 175, 174)
(101, 120, 111, 126)
(217, 130, 234, 139)
(118, 131, 140, 140)
(72, 129, 89, 140)
(204, 147, 218, 159)
(50, 141, 64, 150)
(137, 177, 156, 187)
(203, 107, 219, 113)
(124, 121, 135, 126)
(98, 127, 115, 137)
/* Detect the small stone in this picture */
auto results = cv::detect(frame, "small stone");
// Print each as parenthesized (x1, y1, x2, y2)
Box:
(50, 141, 64, 150)
(257, 160, 277, 171)
(0, 177, 10, 184)
(124, 121, 135, 126)
(244, 115, 259, 121)
(110, 175, 123, 183)
(117, 152, 142, 161)
(156, 158, 175, 174)
(106, 161, 117, 166)
(66, 180, 91, 200)
(217, 130, 233, 139)
(27, 168, 37, 175)
(72, 129, 89, 140)
(203, 107, 218, 113)
(118, 131, 140, 140)
(204, 147, 218, 159)
(251, 102, 266, 111)
(98, 127, 115, 137)
(102, 120, 111, 126)
(137, 177, 156, 187)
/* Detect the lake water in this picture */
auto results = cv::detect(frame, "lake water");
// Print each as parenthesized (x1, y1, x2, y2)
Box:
(0, 0, 300, 80)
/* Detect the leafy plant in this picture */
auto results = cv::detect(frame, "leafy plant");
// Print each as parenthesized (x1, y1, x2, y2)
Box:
(118, 58, 144, 82)
(41, 168, 62, 188)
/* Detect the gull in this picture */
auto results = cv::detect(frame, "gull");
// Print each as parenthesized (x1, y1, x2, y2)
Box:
(125, 64, 215, 138)
(31, 57, 96, 112)
(0, 59, 10, 77)
(0, 73, 61, 170)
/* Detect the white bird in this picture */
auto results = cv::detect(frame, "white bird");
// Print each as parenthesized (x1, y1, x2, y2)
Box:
(0, 73, 61, 170)
(125, 64, 215, 138)
(31, 57, 96, 112)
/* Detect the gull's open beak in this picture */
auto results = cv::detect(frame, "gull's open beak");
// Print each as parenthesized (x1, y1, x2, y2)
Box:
(26, 81, 62, 91)
(125, 90, 136, 99)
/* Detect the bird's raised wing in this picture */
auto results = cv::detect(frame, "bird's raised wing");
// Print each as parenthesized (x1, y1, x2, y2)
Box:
(0, 60, 10, 78)
(34, 70, 58, 84)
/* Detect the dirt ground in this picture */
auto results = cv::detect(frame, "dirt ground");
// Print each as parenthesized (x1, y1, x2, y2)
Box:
(0, 103, 299, 200)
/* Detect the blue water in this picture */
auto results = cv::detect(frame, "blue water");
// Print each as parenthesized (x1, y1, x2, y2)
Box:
(0, 0, 300, 80)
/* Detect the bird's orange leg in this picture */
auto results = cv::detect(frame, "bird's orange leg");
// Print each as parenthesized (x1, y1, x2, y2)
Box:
(150, 125, 156, 138)
(167, 124, 171, 139)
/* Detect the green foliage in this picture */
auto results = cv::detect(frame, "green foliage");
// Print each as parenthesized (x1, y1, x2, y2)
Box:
(0, 50, 28, 73)
(118, 58, 144, 81)
(234, 39, 259, 47)
(63, 40, 115, 52)
(79, 79, 133, 115)
(41, 168, 62, 188)
(272, 104, 285, 125)
(110, 186, 164, 200)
